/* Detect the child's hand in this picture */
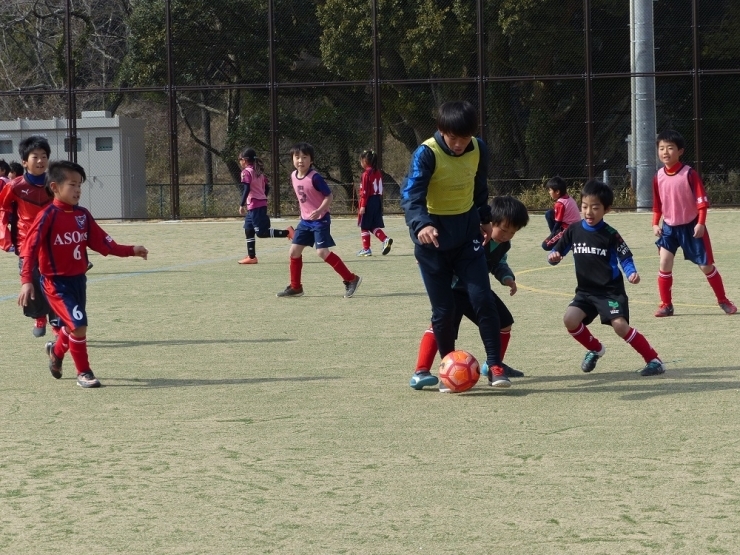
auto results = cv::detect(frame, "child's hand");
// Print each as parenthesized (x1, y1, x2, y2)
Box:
(18, 283, 34, 307)
(417, 226, 439, 248)
(548, 251, 562, 265)
(503, 278, 517, 296)
(308, 209, 323, 220)
(693, 223, 705, 238)
(358, 207, 365, 215)
(238, 205, 246, 216)
(480, 222, 493, 246)
(133, 246, 148, 260)
(653, 224, 662, 237)
(628, 272, 640, 284)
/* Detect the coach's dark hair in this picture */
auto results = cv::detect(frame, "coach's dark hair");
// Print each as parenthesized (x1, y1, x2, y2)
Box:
(490, 195, 530, 230)
(656, 129, 685, 150)
(436, 101, 478, 137)
(46, 160, 87, 195)
(18, 135, 51, 161)
(290, 142, 315, 163)
(545, 176, 567, 196)
(581, 179, 613, 209)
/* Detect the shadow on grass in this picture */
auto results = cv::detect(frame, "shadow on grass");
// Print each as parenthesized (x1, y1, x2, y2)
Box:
(100, 375, 341, 389)
(436, 365, 740, 400)
(87, 338, 294, 348)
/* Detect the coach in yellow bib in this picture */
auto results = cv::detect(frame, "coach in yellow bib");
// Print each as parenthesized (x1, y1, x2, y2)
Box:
(402, 101, 510, 390)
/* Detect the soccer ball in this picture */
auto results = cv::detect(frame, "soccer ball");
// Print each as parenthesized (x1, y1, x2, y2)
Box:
(439, 350, 481, 393)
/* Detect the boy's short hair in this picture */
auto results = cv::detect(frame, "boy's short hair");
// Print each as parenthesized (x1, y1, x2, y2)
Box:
(8, 162, 23, 176)
(290, 142, 315, 162)
(490, 195, 529, 229)
(436, 101, 478, 137)
(546, 176, 567, 196)
(19, 136, 51, 161)
(46, 160, 87, 189)
(0, 160, 9, 174)
(581, 179, 613, 209)
(656, 129, 685, 150)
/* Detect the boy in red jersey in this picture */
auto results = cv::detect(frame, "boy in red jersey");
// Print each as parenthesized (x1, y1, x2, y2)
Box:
(0, 136, 58, 336)
(541, 175, 581, 250)
(18, 161, 148, 388)
(356, 149, 392, 256)
(652, 129, 736, 317)
(276, 142, 361, 298)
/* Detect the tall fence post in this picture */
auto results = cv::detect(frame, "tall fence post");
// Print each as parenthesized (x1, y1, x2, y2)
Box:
(165, 0, 180, 220)
(65, 0, 77, 163)
(691, 0, 702, 175)
(268, 0, 281, 218)
(583, 0, 594, 179)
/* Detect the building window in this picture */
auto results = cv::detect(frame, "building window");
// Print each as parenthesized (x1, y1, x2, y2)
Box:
(64, 137, 82, 152)
(0, 140, 12, 154)
(96, 137, 113, 151)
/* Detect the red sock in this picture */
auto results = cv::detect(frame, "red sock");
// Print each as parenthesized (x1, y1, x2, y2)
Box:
(658, 271, 673, 304)
(289, 256, 303, 289)
(53, 326, 71, 359)
(373, 228, 388, 242)
(68, 334, 91, 374)
(416, 327, 438, 372)
(500, 330, 511, 361)
(325, 252, 355, 282)
(623, 327, 659, 363)
(568, 324, 602, 352)
(361, 231, 371, 250)
(706, 267, 728, 302)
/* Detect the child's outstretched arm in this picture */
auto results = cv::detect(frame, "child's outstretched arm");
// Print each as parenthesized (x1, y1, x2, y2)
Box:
(133, 246, 148, 260)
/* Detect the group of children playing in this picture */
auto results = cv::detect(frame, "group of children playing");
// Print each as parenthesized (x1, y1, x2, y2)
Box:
(406, 101, 736, 392)
(2, 102, 735, 391)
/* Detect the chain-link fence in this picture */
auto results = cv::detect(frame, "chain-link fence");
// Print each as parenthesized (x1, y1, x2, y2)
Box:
(1, 0, 739, 219)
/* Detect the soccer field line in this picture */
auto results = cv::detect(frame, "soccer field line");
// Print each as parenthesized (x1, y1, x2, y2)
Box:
(516, 262, 724, 309)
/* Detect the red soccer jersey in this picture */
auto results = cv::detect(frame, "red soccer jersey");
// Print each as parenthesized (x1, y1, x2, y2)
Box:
(359, 167, 383, 209)
(20, 199, 135, 283)
(0, 175, 53, 252)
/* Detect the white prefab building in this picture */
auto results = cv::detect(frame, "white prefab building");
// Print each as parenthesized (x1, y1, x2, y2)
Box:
(0, 111, 146, 219)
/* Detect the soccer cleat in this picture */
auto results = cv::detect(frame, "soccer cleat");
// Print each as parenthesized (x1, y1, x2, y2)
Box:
(238, 256, 258, 265)
(357, 249, 372, 257)
(33, 317, 47, 338)
(76, 371, 101, 388)
(286, 226, 295, 240)
(488, 365, 512, 388)
(343, 275, 362, 298)
(719, 300, 737, 315)
(654, 303, 674, 317)
(45, 341, 63, 379)
(382, 238, 393, 255)
(276, 285, 304, 298)
(439, 383, 452, 393)
(482, 362, 524, 378)
(639, 359, 666, 376)
(581, 346, 605, 373)
(409, 371, 439, 390)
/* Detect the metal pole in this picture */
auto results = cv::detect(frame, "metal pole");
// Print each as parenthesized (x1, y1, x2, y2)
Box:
(583, 0, 594, 179)
(633, 0, 657, 210)
(692, 0, 701, 174)
(371, 0, 382, 167)
(476, 0, 485, 140)
(165, 0, 180, 219)
(65, 0, 77, 163)
(268, 0, 281, 217)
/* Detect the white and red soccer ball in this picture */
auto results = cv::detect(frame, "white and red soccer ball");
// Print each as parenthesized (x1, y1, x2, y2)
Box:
(439, 350, 480, 392)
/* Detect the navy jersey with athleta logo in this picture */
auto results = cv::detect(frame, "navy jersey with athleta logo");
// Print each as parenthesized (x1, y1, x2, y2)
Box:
(20, 199, 135, 282)
(551, 220, 637, 296)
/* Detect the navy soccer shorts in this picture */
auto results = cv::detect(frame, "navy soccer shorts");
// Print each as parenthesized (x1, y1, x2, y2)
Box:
(41, 274, 88, 330)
